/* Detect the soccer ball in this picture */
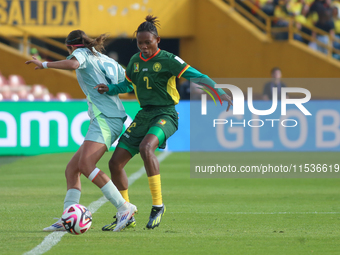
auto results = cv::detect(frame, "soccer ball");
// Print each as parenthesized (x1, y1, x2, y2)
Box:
(61, 204, 92, 235)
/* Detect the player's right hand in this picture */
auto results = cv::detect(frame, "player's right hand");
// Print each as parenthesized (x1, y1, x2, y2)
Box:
(94, 84, 109, 94)
(220, 93, 233, 112)
(25, 56, 43, 70)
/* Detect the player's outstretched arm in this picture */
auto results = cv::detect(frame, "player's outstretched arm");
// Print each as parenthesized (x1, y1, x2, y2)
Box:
(25, 56, 79, 70)
(181, 66, 233, 111)
(94, 79, 134, 95)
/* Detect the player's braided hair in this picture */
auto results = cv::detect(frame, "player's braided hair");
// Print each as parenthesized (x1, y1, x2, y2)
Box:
(135, 15, 160, 37)
(66, 30, 108, 55)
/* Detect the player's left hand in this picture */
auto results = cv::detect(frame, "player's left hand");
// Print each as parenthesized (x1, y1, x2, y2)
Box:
(94, 84, 109, 94)
(221, 94, 233, 111)
(25, 56, 43, 70)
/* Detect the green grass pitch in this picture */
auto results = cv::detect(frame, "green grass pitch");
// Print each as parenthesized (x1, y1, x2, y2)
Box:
(1, 152, 340, 255)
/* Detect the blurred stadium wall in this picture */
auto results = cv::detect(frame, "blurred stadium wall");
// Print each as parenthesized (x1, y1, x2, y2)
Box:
(0, 0, 340, 98)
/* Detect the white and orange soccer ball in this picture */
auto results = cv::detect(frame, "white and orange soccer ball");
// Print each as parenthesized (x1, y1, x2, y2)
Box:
(61, 204, 92, 235)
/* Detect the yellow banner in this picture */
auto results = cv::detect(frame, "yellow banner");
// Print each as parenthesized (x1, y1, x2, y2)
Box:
(0, 0, 79, 26)
(0, 0, 194, 37)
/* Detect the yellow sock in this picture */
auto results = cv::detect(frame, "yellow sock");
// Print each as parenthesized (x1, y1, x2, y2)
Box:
(148, 174, 163, 206)
(119, 189, 129, 203)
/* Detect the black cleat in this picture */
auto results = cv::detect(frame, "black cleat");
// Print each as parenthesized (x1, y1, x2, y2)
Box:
(146, 205, 166, 229)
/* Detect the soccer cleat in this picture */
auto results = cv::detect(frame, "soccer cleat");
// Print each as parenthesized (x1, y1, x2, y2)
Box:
(113, 202, 137, 232)
(146, 205, 166, 229)
(102, 215, 136, 231)
(43, 218, 66, 232)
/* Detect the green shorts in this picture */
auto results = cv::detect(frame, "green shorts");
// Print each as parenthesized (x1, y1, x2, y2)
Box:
(118, 105, 178, 156)
(85, 113, 126, 151)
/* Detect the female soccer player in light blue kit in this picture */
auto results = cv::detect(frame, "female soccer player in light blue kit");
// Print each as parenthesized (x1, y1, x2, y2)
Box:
(25, 30, 137, 232)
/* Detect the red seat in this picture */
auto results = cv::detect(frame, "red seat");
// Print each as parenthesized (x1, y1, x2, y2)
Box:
(0, 74, 8, 86)
(32, 84, 47, 99)
(42, 93, 55, 101)
(8, 74, 26, 87)
(56, 92, 72, 102)
(1, 85, 12, 100)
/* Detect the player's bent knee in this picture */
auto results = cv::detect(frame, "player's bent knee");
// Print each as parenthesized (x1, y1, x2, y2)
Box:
(77, 161, 93, 178)
(108, 157, 122, 172)
(139, 142, 153, 159)
(65, 163, 79, 177)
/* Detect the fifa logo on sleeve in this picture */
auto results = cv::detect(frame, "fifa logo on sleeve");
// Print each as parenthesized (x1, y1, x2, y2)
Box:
(201, 84, 311, 116)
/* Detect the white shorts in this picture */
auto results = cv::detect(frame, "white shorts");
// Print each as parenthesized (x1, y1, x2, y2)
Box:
(85, 113, 126, 151)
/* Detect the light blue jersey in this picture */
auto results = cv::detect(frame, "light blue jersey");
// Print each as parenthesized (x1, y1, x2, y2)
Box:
(67, 47, 126, 119)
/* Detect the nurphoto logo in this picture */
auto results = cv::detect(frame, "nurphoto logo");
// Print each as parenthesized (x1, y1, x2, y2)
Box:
(200, 84, 312, 128)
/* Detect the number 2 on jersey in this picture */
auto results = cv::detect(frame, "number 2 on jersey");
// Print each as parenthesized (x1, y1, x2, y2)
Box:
(127, 122, 136, 133)
(144, 76, 152, 89)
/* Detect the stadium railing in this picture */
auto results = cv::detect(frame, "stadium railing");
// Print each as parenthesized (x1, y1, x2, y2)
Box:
(0, 23, 68, 61)
(0, 24, 137, 100)
(223, 0, 340, 59)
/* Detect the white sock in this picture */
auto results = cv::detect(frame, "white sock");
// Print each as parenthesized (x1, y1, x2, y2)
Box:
(63, 189, 81, 211)
(152, 204, 163, 208)
(117, 201, 130, 212)
(100, 181, 125, 209)
(88, 168, 101, 182)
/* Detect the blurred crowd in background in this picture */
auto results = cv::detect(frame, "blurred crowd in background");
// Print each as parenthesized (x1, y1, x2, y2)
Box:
(236, 0, 340, 57)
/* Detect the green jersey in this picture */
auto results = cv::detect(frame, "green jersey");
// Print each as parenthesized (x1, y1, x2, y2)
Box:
(125, 49, 190, 107)
(105, 50, 227, 103)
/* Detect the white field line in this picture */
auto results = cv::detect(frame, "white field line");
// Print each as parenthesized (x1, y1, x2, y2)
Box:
(170, 211, 340, 215)
(23, 151, 172, 255)
(222, 212, 340, 214)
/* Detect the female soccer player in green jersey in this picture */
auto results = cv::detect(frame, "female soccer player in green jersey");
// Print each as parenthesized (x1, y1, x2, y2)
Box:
(96, 15, 232, 230)
(25, 30, 137, 232)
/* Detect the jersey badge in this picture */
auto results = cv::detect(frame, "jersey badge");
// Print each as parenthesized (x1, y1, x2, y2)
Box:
(158, 119, 167, 126)
(153, 62, 162, 72)
(134, 62, 139, 72)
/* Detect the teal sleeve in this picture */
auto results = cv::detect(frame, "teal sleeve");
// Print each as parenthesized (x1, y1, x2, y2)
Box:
(181, 66, 226, 96)
(106, 79, 134, 95)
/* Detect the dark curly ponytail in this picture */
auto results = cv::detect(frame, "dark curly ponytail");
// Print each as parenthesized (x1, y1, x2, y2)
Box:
(66, 30, 108, 55)
(135, 15, 160, 37)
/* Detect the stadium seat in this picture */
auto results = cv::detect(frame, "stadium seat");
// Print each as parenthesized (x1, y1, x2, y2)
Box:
(27, 93, 35, 101)
(32, 84, 48, 99)
(8, 74, 26, 87)
(42, 93, 54, 101)
(17, 86, 31, 100)
(56, 92, 72, 102)
(1, 85, 12, 100)
(11, 93, 19, 102)
(0, 74, 8, 87)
